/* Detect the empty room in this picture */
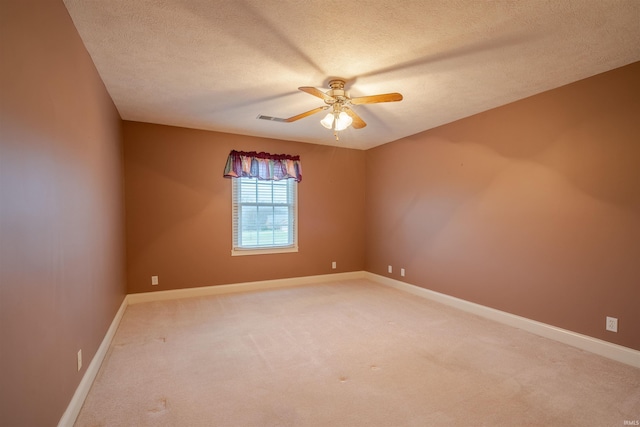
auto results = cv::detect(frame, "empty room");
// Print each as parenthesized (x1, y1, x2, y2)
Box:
(1, 0, 639, 426)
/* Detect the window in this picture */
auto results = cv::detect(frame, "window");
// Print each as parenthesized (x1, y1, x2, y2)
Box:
(224, 149, 301, 256)
(232, 177, 297, 256)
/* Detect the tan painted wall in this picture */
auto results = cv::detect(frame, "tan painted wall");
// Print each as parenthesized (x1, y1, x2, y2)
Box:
(0, 0, 126, 425)
(123, 122, 366, 294)
(366, 62, 640, 350)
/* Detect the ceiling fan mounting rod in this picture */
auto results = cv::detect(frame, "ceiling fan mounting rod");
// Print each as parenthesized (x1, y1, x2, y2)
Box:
(328, 79, 346, 90)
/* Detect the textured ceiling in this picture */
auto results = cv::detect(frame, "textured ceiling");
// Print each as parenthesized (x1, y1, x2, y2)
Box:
(63, 0, 640, 150)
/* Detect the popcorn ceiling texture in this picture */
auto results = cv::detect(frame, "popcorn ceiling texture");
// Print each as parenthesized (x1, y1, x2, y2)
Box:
(75, 279, 640, 426)
(62, 0, 640, 149)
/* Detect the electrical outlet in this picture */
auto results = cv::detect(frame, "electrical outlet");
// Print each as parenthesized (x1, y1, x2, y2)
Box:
(332, 261, 336, 269)
(388, 265, 392, 274)
(77, 349, 82, 371)
(401, 268, 405, 277)
(151, 276, 159, 286)
(606, 316, 618, 332)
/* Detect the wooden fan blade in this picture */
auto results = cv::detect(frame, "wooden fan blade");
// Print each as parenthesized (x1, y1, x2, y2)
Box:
(284, 106, 327, 122)
(350, 92, 403, 105)
(299, 86, 335, 102)
(257, 106, 327, 123)
(344, 108, 366, 129)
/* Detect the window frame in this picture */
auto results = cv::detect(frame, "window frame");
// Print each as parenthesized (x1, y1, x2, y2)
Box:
(231, 177, 298, 256)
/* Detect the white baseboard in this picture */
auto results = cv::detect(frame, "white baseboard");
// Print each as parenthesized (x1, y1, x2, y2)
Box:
(126, 271, 366, 305)
(58, 297, 128, 427)
(366, 272, 640, 369)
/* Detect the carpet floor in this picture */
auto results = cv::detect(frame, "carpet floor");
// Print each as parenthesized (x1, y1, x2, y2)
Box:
(75, 279, 640, 426)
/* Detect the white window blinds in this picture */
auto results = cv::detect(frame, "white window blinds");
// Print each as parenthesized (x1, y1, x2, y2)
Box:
(231, 177, 297, 255)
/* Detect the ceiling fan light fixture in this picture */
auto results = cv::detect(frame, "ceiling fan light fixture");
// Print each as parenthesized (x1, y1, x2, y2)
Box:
(320, 112, 334, 129)
(334, 111, 353, 131)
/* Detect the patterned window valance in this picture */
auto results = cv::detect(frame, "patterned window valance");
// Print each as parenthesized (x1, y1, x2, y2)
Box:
(223, 150, 302, 182)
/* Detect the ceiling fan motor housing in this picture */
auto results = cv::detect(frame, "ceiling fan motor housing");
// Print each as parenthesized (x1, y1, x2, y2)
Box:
(327, 79, 348, 103)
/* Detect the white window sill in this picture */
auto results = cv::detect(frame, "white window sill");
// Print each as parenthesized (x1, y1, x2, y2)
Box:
(231, 246, 298, 256)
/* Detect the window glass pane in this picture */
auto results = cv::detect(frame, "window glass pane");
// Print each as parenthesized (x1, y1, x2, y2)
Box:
(257, 181, 273, 203)
(272, 181, 288, 204)
(239, 179, 257, 203)
(257, 205, 274, 245)
(240, 206, 258, 246)
(273, 206, 290, 245)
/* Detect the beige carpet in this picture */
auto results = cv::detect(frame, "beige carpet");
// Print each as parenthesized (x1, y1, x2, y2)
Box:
(75, 279, 640, 426)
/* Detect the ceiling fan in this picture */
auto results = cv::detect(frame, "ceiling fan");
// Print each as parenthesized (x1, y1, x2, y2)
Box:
(257, 79, 403, 140)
